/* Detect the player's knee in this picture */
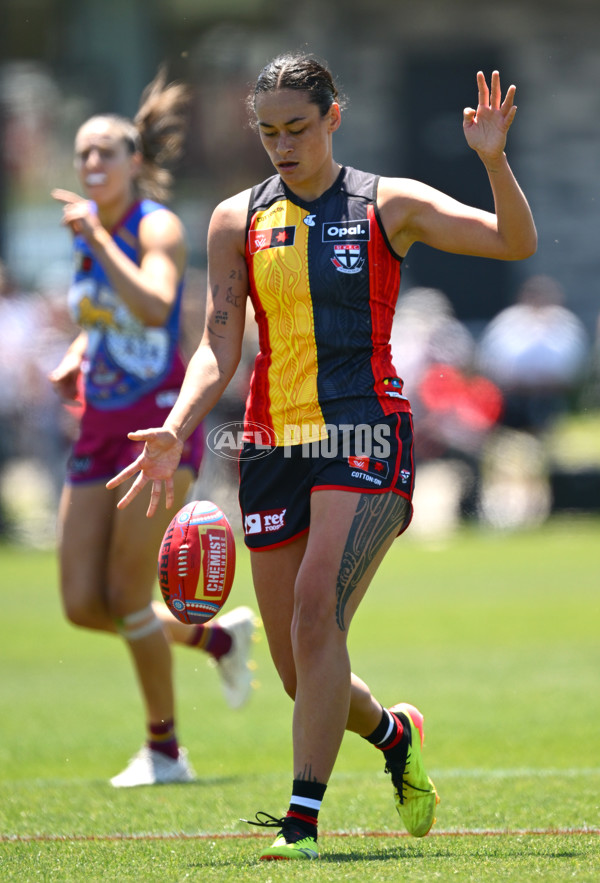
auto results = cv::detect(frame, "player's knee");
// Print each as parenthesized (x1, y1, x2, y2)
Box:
(292, 593, 336, 655)
(276, 662, 297, 699)
(116, 603, 163, 642)
(62, 596, 107, 630)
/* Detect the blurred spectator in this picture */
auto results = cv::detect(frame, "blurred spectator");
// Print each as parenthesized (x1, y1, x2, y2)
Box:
(389, 286, 476, 408)
(0, 259, 77, 542)
(476, 275, 590, 434)
(389, 286, 503, 533)
(579, 312, 600, 411)
(0, 261, 37, 536)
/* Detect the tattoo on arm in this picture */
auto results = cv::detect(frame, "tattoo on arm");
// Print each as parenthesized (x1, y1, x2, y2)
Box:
(207, 325, 225, 339)
(214, 310, 228, 325)
(225, 286, 242, 307)
(335, 494, 409, 631)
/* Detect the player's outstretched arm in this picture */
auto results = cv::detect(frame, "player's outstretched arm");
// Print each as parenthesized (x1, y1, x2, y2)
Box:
(106, 428, 184, 516)
(380, 70, 536, 262)
(107, 190, 250, 518)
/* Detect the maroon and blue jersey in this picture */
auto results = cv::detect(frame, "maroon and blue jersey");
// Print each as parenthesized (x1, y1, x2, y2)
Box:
(68, 198, 186, 410)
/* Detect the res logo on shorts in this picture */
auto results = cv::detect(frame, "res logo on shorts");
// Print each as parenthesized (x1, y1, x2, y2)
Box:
(244, 508, 287, 535)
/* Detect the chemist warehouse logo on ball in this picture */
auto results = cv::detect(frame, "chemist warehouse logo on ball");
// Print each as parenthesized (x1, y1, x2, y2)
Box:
(323, 219, 370, 274)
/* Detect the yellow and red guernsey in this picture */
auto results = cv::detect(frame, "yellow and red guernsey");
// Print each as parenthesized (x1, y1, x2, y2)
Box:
(244, 166, 410, 447)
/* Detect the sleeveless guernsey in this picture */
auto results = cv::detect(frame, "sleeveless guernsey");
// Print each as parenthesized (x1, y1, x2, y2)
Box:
(68, 198, 185, 410)
(244, 166, 410, 446)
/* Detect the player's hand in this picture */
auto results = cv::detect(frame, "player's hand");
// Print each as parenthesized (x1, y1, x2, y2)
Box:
(463, 71, 517, 168)
(52, 189, 103, 239)
(106, 427, 184, 517)
(48, 355, 81, 402)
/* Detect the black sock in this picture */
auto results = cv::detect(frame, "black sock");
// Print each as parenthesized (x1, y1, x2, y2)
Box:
(364, 707, 405, 753)
(284, 779, 327, 842)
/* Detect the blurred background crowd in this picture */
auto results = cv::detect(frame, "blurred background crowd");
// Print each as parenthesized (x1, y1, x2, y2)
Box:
(1, 0, 600, 545)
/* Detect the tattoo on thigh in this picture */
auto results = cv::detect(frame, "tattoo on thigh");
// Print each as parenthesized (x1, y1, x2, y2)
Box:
(336, 494, 409, 631)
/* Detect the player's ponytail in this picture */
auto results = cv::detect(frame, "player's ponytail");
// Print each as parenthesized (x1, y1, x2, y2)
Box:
(133, 66, 190, 203)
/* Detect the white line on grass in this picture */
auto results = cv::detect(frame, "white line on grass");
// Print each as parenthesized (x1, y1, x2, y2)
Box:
(430, 767, 600, 779)
(11, 767, 600, 787)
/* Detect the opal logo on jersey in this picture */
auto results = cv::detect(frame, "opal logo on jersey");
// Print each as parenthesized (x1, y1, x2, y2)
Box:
(249, 226, 296, 254)
(244, 508, 287, 535)
(322, 219, 370, 242)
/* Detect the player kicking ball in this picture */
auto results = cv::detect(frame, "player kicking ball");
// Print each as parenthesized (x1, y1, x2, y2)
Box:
(108, 54, 535, 854)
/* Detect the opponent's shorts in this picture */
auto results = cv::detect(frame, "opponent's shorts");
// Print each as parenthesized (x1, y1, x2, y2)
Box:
(66, 387, 204, 484)
(239, 411, 414, 550)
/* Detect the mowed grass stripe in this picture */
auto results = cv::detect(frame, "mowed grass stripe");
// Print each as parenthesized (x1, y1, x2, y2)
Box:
(2, 827, 599, 842)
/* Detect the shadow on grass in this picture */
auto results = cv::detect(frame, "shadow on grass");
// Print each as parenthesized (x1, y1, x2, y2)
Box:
(318, 842, 591, 863)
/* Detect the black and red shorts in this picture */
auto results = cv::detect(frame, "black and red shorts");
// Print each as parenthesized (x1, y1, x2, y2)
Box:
(238, 412, 414, 550)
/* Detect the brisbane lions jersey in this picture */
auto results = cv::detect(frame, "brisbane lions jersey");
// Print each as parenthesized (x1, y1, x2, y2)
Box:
(244, 166, 410, 446)
(68, 199, 185, 409)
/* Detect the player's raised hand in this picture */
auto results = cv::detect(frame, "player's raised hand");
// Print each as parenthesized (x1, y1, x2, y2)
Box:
(106, 427, 184, 517)
(51, 188, 102, 239)
(463, 71, 517, 167)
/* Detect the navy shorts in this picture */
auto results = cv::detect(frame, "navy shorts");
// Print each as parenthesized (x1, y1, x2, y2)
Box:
(238, 411, 414, 550)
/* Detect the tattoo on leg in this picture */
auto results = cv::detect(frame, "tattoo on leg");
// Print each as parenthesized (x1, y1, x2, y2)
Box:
(295, 764, 318, 782)
(335, 494, 409, 631)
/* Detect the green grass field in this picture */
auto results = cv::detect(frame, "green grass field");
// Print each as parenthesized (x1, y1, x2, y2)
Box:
(1, 517, 599, 881)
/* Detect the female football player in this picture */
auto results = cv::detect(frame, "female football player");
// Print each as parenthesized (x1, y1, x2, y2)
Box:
(107, 53, 536, 849)
(50, 68, 256, 788)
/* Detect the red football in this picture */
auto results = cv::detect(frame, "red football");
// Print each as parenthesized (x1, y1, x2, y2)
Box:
(157, 500, 236, 624)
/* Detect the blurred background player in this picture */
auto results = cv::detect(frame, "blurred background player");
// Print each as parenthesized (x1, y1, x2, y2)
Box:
(49, 68, 256, 788)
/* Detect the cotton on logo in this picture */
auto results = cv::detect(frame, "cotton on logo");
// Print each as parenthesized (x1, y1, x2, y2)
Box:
(244, 509, 286, 535)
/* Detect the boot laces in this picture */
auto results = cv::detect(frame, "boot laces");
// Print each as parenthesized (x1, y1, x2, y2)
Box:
(241, 811, 286, 829)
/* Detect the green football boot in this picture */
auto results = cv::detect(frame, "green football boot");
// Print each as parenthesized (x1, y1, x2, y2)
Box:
(384, 702, 439, 837)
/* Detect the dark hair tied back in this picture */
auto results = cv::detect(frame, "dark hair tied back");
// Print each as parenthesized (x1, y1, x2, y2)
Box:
(248, 52, 345, 124)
